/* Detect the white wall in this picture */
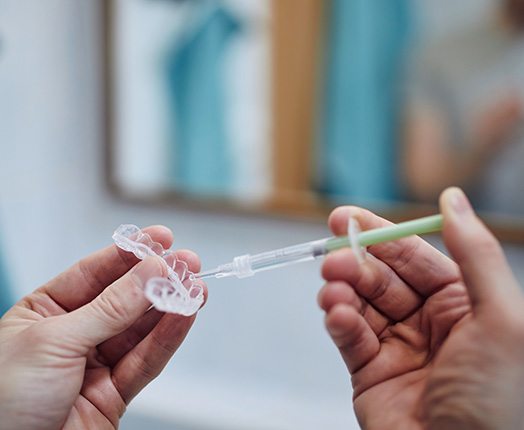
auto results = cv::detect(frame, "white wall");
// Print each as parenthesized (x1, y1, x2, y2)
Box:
(1, 1, 523, 430)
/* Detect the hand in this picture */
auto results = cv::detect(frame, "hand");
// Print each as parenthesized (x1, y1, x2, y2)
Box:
(0, 225, 207, 429)
(318, 188, 524, 429)
(471, 95, 522, 155)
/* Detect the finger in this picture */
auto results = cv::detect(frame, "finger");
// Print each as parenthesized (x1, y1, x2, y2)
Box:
(172, 249, 201, 274)
(322, 248, 423, 321)
(111, 312, 198, 403)
(96, 307, 164, 366)
(325, 303, 380, 373)
(418, 282, 471, 351)
(61, 257, 167, 348)
(440, 187, 520, 310)
(99, 284, 208, 367)
(328, 207, 460, 296)
(318, 280, 361, 311)
(97, 249, 206, 367)
(318, 281, 390, 335)
(43, 225, 174, 311)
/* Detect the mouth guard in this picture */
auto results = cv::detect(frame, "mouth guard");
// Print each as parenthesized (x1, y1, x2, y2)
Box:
(112, 224, 204, 316)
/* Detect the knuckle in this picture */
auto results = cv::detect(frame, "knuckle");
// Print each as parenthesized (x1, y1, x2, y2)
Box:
(91, 290, 131, 327)
(77, 259, 105, 292)
(393, 241, 420, 274)
(365, 267, 391, 301)
(131, 350, 159, 381)
(150, 330, 176, 356)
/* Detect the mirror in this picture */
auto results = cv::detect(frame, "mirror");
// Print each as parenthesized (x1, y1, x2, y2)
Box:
(103, 0, 524, 242)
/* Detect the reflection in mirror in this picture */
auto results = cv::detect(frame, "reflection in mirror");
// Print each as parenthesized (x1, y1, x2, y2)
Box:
(109, 0, 271, 205)
(402, 0, 524, 217)
(105, 0, 524, 236)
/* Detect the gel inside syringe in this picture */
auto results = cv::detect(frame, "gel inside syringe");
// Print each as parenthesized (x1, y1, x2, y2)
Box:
(195, 214, 443, 280)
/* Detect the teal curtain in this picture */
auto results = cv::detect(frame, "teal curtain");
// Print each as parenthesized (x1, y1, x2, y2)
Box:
(165, 3, 241, 197)
(0, 245, 11, 316)
(318, 0, 411, 203)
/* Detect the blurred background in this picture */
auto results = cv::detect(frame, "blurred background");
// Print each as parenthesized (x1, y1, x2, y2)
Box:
(1, 1, 524, 429)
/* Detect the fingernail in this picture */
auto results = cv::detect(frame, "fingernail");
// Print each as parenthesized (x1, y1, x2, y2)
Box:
(447, 187, 472, 216)
(132, 257, 164, 287)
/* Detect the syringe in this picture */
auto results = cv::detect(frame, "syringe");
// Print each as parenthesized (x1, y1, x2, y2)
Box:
(195, 214, 443, 280)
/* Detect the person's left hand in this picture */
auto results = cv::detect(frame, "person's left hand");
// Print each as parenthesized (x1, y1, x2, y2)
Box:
(0, 225, 207, 429)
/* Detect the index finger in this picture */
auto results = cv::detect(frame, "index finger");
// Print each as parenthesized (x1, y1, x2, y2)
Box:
(43, 225, 174, 311)
(328, 207, 460, 296)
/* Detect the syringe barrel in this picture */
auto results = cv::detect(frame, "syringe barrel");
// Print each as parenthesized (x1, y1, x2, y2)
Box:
(246, 238, 329, 274)
(199, 214, 444, 280)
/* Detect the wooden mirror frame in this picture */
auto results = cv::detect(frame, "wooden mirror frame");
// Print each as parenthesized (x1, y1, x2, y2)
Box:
(102, 0, 524, 243)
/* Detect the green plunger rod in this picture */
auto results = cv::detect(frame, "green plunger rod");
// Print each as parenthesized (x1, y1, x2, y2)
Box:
(325, 214, 443, 253)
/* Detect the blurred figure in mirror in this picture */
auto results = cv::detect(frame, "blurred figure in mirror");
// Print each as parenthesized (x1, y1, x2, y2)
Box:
(403, 0, 524, 215)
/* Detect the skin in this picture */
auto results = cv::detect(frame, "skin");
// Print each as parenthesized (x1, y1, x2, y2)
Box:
(0, 225, 207, 429)
(318, 188, 524, 429)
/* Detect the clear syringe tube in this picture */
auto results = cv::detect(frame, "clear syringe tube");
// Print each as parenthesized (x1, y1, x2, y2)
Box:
(195, 214, 443, 280)
(196, 238, 330, 279)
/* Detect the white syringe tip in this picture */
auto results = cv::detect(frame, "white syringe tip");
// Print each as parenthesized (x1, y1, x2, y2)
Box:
(232, 254, 255, 278)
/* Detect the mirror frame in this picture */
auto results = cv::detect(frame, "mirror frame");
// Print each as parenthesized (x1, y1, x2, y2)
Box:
(101, 0, 524, 244)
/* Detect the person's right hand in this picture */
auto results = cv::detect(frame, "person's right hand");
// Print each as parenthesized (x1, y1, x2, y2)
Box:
(318, 188, 524, 429)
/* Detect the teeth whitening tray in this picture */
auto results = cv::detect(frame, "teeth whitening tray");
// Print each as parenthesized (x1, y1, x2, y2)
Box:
(113, 214, 443, 316)
(113, 225, 205, 316)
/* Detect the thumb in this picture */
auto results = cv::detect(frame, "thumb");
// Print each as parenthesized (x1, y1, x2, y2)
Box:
(440, 187, 519, 310)
(61, 256, 166, 347)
